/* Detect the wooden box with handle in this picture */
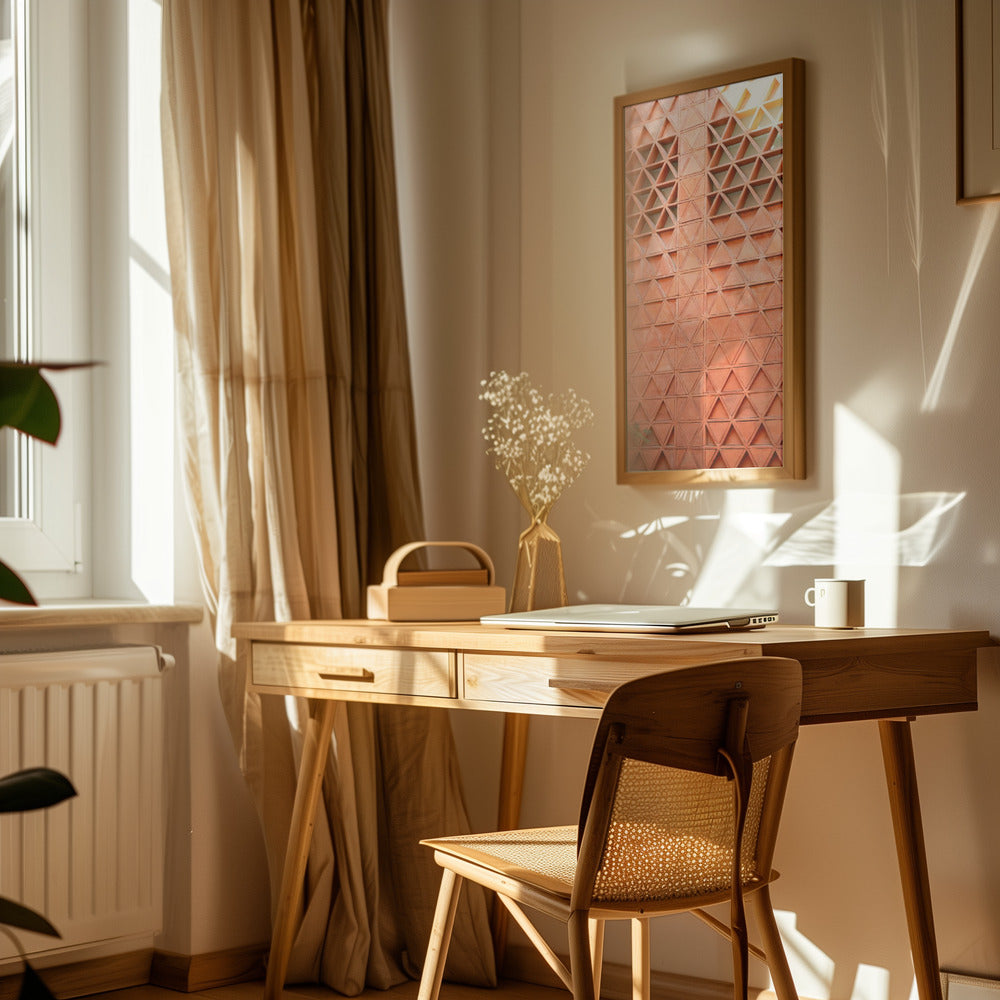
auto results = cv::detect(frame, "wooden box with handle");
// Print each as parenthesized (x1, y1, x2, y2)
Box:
(366, 541, 507, 621)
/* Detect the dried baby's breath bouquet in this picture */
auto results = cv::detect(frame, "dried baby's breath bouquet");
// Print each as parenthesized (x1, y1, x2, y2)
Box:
(479, 370, 593, 523)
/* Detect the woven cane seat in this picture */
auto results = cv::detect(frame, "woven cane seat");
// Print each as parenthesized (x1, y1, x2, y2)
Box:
(425, 756, 771, 906)
(424, 825, 578, 896)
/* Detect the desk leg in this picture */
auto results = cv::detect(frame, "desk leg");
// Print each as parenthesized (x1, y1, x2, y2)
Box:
(491, 713, 530, 968)
(264, 699, 337, 1000)
(878, 719, 943, 1000)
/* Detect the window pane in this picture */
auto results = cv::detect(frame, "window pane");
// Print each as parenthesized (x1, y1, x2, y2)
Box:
(0, 0, 19, 517)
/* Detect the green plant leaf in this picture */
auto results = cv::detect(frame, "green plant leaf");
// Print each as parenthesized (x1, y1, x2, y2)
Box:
(0, 768, 76, 813)
(19, 961, 58, 1000)
(0, 560, 36, 606)
(0, 898, 60, 938)
(0, 365, 61, 444)
(0, 361, 98, 445)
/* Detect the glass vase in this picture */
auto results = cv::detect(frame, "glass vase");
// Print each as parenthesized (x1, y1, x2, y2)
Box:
(509, 518, 567, 612)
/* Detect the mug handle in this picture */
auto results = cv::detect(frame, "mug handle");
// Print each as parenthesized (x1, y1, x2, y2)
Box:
(804, 586, 816, 607)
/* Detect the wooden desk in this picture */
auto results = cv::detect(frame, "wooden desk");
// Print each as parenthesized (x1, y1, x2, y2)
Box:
(233, 620, 990, 1000)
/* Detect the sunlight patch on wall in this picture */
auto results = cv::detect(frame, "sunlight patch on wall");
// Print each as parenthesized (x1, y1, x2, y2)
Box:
(851, 964, 891, 1000)
(610, 406, 963, 618)
(613, 484, 964, 609)
(771, 912, 894, 1000)
(774, 909, 835, 1000)
(763, 492, 964, 570)
(619, 514, 690, 539)
(686, 489, 782, 606)
(832, 404, 899, 626)
(922, 203, 999, 412)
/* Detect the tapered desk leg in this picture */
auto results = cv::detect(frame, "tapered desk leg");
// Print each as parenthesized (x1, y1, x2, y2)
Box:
(491, 713, 530, 968)
(878, 719, 944, 1000)
(264, 699, 337, 1000)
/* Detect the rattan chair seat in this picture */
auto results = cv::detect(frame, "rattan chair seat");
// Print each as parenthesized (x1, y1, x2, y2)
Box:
(423, 812, 772, 906)
(423, 825, 578, 896)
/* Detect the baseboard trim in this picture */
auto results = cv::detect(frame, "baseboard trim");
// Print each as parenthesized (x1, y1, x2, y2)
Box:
(0, 939, 773, 999)
(0, 949, 153, 1000)
(0, 943, 269, 998)
(150, 943, 268, 993)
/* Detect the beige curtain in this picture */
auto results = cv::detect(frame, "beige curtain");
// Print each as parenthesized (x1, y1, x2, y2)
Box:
(160, 0, 495, 993)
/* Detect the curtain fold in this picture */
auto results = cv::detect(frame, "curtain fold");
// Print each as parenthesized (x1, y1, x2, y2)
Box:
(160, 0, 495, 993)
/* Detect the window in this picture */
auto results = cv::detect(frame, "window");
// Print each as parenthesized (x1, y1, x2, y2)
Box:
(0, 0, 91, 600)
(0, 0, 23, 517)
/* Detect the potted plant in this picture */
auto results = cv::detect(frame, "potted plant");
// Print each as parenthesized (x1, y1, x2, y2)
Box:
(0, 361, 87, 604)
(0, 361, 81, 999)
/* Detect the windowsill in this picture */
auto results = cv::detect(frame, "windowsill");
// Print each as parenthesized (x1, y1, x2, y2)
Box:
(0, 600, 204, 629)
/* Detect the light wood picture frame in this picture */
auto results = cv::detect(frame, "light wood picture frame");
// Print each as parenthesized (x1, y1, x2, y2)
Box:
(956, 0, 1000, 203)
(615, 58, 805, 485)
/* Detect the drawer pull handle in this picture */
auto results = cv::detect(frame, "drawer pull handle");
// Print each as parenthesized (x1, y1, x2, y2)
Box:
(547, 677, 618, 694)
(317, 668, 375, 683)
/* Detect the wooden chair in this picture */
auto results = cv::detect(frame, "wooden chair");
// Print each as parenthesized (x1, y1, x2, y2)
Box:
(416, 656, 803, 1000)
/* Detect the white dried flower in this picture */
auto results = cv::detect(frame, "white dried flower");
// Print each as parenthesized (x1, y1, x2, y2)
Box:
(479, 370, 593, 522)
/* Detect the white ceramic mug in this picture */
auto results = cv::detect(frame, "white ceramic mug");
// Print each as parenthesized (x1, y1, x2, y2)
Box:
(804, 578, 865, 628)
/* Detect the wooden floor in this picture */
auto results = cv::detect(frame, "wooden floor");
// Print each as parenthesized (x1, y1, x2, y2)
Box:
(99, 980, 564, 1000)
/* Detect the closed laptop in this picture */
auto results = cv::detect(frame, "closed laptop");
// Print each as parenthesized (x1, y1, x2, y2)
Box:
(481, 603, 778, 634)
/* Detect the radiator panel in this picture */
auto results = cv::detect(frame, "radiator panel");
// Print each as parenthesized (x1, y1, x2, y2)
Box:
(0, 647, 164, 959)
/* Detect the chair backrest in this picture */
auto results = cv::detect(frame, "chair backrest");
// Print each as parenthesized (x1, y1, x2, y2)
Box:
(572, 656, 802, 910)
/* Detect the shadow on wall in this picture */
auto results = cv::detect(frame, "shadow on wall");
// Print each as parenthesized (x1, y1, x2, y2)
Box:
(582, 385, 963, 628)
(580, 486, 964, 615)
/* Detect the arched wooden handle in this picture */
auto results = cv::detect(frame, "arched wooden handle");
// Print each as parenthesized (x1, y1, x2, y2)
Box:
(380, 541, 497, 586)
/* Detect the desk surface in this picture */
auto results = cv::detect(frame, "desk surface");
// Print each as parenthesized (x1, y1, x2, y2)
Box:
(234, 620, 991, 725)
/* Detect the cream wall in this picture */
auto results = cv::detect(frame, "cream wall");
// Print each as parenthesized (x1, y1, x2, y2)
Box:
(391, 2, 1000, 999)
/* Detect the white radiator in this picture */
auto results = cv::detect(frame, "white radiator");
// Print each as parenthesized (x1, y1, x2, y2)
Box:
(0, 646, 168, 959)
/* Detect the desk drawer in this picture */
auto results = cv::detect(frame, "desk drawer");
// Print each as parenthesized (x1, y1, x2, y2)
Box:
(253, 643, 456, 698)
(463, 654, 659, 710)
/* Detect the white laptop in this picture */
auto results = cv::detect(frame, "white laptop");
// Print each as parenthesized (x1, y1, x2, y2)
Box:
(481, 603, 778, 634)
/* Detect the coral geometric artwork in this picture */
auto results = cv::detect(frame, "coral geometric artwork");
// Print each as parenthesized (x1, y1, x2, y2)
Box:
(615, 60, 805, 484)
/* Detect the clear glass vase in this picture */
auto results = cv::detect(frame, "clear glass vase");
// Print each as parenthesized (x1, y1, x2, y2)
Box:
(509, 518, 567, 612)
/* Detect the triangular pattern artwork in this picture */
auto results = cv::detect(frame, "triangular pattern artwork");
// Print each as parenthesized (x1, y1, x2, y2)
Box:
(624, 73, 785, 472)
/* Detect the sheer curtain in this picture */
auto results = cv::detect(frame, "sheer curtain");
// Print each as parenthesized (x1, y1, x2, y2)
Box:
(160, 0, 495, 993)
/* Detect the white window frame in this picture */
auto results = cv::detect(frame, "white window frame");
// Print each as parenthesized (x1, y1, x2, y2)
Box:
(0, 0, 91, 600)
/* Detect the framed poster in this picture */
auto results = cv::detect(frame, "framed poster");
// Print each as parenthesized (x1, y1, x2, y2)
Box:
(956, 0, 1000, 203)
(615, 58, 805, 484)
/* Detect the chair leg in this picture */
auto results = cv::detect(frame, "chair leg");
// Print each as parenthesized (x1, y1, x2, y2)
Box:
(568, 911, 597, 1000)
(732, 912, 749, 1000)
(418, 867, 464, 1000)
(631, 918, 650, 1000)
(589, 918, 605, 998)
(749, 886, 798, 1000)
